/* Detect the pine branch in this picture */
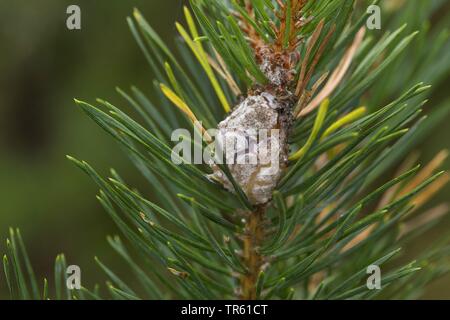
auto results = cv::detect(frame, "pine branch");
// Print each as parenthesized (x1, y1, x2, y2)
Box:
(2, 0, 450, 301)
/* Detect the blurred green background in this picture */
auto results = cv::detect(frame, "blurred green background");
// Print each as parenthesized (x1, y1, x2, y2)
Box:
(0, 0, 186, 299)
(0, 0, 448, 299)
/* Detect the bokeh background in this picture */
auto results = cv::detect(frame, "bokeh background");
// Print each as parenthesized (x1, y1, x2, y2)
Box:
(0, 0, 448, 299)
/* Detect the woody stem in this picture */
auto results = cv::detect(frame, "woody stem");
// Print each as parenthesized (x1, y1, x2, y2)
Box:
(240, 205, 265, 300)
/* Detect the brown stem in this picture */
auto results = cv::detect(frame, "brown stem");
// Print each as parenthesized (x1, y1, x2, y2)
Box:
(240, 205, 266, 300)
